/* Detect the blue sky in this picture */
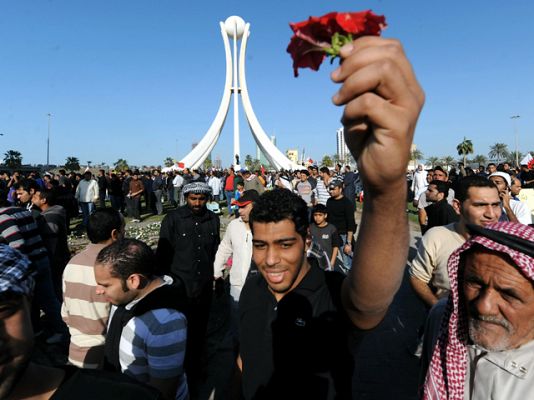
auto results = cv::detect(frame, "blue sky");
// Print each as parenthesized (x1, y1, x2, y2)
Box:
(1, 0, 533, 168)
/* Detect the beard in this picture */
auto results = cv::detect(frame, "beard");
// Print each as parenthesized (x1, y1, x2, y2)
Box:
(468, 315, 514, 352)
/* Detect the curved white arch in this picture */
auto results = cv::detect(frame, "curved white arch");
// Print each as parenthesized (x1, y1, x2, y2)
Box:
(179, 22, 233, 170)
(238, 24, 300, 171)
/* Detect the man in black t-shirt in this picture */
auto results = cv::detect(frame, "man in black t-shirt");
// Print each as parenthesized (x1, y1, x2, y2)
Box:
(422, 180, 459, 234)
(326, 180, 356, 271)
(238, 36, 425, 399)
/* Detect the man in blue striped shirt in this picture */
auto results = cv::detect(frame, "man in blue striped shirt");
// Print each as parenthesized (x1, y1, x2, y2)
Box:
(95, 239, 188, 400)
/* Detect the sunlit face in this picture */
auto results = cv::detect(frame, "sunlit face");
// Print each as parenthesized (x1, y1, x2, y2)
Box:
(464, 249, 534, 351)
(186, 193, 208, 214)
(426, 173, 433, 184)
(94, 264, 136, 306)
(31, 192, 45, 209)
(252, 219, 310, 302)
(487, 165, 497, 174)
(489, 176, 508, 196)
(432, 170, 447, 181)
(511, 178, 522, 197)
(0, 294, 33, 399)
(313, 212, 327, 226)
(459, 187, 501, 227)
(15, 188, 31, 204)
(328, 186, 342, 198)
(238, 203, 253, 223)
(425, 184, 442, 202)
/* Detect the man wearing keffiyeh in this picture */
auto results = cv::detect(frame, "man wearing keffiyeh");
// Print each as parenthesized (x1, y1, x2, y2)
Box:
(422, 222, 534, 399)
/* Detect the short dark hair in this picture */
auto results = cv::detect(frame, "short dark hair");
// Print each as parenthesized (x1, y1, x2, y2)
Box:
(312, 204, 328, 215)
(14, 179, 40, 193)
(35, 189, 57, 206)
(87, 208, 123, 244)
(319, 166, 330, 174)
(433, 166, 448, 176)
(300, 169, 309, 176)
(429, 180, 449, 196)
(96, 238, 155, 281)
(250, 189, 308, 240)
(455, 176, 498, 203)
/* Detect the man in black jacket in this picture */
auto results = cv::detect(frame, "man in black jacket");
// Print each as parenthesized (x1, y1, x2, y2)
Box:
(156, 181, 220, 395)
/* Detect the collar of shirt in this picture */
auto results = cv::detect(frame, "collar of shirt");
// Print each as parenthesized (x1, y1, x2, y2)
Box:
(468, 339, 534, 379)
(125, 275, 173, 311)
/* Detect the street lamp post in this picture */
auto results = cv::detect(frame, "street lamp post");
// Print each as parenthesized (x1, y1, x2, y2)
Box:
(511, 115, 520, 167)
(47, 113, 52, 167)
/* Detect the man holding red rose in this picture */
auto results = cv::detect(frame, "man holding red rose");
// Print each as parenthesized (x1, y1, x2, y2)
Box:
(238, 36, 424, 399)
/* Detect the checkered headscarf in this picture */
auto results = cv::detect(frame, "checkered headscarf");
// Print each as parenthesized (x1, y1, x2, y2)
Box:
(0, 244, 36, 297)
(182, 182, 212, 196)
(423, 222, 534, 399)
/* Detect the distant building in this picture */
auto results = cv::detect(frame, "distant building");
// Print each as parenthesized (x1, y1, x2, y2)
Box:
(336, 127, 350, 165)
(286, 149, 298, 164)
(214, 155, 222, 169)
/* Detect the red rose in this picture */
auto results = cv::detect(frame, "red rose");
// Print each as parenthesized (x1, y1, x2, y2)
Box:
(335, 11, 386, 36)
(287, 10, 386, 77)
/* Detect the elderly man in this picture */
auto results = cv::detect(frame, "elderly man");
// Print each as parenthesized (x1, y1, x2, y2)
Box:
(422, 222, 534, 399)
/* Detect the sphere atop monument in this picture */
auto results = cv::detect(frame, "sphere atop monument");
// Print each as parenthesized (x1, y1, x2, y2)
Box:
(224, 16, 246, 39)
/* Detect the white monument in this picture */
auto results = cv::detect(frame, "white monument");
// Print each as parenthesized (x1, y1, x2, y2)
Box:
(179, 16, 300, 171)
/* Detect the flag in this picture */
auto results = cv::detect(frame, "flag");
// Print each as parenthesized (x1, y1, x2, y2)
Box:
(520, 153, 533, 166)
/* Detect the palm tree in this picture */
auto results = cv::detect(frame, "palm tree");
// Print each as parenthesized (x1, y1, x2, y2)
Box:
(64, 156, 80, 171)
(113, 158, 129, 172)
(203, 155, 212, 170)
(164, 157, 174, 167)
(441, 156, 455, 170)
(426, 156, 440, 168)
(456, 137, 474, 166)
(410, 149, 424, 169)
(472, 154, 487, 166)
(321, 155, 333, 167)
(3, 150, 22, 168)
(488, 143, 509, 164)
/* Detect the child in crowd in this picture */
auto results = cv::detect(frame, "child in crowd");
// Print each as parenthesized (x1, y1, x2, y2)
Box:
(309, 204, 343, 272)
(231, 182, 245, 217)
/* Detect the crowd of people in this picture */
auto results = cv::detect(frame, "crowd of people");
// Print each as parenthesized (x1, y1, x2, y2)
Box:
(1, 36, 534, 400)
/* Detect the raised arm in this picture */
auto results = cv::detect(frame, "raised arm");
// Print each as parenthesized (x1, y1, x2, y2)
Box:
(332, 37, 424, 329)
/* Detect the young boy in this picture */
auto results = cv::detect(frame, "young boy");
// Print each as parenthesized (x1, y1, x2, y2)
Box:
(309, 204, 342, 271)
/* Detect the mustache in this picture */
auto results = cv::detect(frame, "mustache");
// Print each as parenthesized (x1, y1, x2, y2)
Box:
(469, 315, 512, 332)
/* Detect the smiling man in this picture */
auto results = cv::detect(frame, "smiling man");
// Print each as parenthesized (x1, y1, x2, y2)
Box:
(422, 222, 534, 399)
(238, 35, 425, 399)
